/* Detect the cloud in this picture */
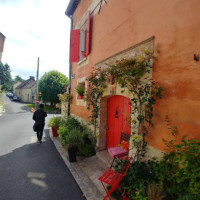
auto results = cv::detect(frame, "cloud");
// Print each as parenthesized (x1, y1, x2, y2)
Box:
(0, 0, 70, 79)
(28, 31, 41, 40)
(0, 0, 24, 6)
(8, 37, 27, 47)
(11, 68, 36, 80)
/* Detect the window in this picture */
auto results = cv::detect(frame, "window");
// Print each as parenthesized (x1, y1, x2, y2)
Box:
(70, 12, 91, 62)
(70, 29, 80, 62)
(76, 77, 87, 106)
(76, 82, 85, 99)
(79, 23, 87, 60)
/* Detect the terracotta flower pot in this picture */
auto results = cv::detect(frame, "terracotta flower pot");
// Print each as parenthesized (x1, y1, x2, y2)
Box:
(77, 95, 83, 99)
(52, 127, 59, 137)
(81, 51, 86, 58)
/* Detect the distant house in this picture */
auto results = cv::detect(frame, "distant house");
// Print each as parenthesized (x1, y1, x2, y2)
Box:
(13, 81, 22, 94)
(0, 32, 6, 61)
(15, 76, 36, 103)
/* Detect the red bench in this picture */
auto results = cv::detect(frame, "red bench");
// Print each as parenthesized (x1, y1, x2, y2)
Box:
(98, 157, 131, 200)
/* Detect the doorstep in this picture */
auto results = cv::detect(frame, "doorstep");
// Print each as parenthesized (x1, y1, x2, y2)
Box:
(49, 129, 115, 200)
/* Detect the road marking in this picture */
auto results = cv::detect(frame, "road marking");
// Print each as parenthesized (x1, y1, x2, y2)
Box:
(30, 178, 47, 188)
(30, 136, 46, 143)
(30, 136, 37, 143)
(27, 172, 46, 178)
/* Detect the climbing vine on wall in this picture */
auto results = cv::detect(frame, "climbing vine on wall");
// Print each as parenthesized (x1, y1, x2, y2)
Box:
(58, 92, 73, 104)
(58, 92, 73, 117)
(85, 68, 108, 134)
(86, 50, 163, 161)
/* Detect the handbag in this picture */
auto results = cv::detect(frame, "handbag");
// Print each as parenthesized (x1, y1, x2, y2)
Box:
(33, 122, 38, 132)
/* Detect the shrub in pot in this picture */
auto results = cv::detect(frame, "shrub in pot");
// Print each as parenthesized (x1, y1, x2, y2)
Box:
(47, 116, 62, 137)
(58, 116, 97, 159)
(58, 127, 83, 162)
(60, 116, 82, 131)
(58, 116, 83, 145)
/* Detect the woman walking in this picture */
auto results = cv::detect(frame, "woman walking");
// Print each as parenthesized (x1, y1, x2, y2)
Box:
(33, 104, 47, 143)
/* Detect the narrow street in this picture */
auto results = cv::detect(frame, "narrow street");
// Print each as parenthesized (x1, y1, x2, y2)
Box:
(0, 93, 86, 200)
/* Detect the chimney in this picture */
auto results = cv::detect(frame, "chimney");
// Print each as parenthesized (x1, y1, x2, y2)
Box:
(30, 76, 35, 80)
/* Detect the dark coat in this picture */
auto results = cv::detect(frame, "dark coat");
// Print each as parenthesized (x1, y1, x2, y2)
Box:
(33, 108, 47, 132)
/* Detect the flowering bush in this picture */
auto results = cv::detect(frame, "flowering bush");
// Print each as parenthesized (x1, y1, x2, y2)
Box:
(58, 92, 73, 104)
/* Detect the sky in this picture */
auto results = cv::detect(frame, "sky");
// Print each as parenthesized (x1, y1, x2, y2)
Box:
(0, 0, 71, 80)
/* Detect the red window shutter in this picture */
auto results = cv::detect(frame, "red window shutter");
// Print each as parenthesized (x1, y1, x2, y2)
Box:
(70, 29, 80, 62)
(85, 11, 91, 56)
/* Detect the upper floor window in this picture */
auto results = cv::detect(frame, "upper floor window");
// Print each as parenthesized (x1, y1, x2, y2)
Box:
(70, 12, 91, 62)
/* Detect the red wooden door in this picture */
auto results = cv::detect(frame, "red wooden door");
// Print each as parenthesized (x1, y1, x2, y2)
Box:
(107, 95, 131, 149)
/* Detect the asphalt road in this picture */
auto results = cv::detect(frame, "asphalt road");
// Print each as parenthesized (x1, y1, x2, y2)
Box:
(0, 93, 86, 200)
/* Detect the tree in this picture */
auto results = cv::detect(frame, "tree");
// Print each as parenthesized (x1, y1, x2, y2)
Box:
(39, 70, 68, 106)
(0, 62, 13, 91)
(14, 75, 24, 83)
(0, 62, 9, 84)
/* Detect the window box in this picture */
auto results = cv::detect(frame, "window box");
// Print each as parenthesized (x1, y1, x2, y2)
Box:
(77, 95, 84, 100)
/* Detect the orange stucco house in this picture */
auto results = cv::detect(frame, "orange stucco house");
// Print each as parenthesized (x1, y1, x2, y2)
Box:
(65, 0, 200, 158)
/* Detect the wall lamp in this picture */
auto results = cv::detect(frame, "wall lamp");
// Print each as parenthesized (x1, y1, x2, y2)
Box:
(194, 54, 199, 61)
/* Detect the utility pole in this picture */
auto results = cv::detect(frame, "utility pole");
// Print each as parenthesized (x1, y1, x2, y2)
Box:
(35, 57, 39, 110)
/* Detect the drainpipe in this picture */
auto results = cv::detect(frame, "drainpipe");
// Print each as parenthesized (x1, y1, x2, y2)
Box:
(68, 16, 73, 117)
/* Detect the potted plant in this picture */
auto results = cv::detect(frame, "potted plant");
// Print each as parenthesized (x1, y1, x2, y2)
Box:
(76, 84, 85, 99)
(47, 116, 62, 137)
(58, 127, 83, 162)
(58, 92, 73, 104)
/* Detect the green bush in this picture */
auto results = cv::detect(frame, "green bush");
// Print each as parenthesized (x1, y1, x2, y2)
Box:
(58, 116, 96, 156)
(58, 126, 69, 144)
(79, 127, 96, 156)
(60, 116, 83, 131)
(151, 137, 200, 200)
(79, 144, 95, 157)
(110, 116, 200, 200)
(111, 160, 155, 200)
(61, 128, 83, 147)
(58, 116, 82, 143)
(111, 136, 200, 200)
(47, 116, 62, 127)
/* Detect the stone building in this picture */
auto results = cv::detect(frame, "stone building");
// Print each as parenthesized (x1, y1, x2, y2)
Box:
(13, 81, 22, 95)
(15, 76, 36, 103)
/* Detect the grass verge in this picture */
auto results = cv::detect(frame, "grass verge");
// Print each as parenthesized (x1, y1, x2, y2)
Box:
(0, 92, 4, 112)
(25, 104, 60, 113)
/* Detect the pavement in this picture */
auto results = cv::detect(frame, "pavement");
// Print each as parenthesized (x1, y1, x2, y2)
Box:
(0, 93, 113, 200)
(49, 132, 114, 200)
